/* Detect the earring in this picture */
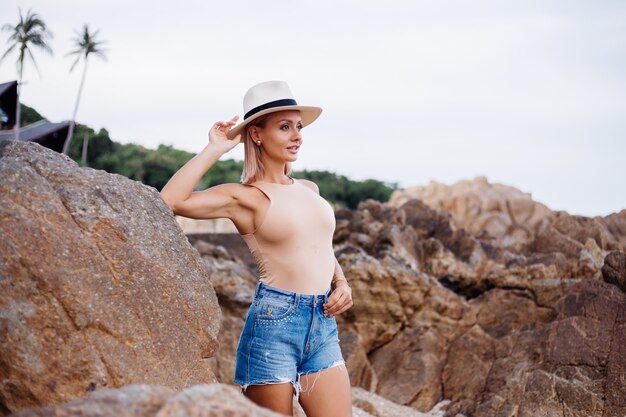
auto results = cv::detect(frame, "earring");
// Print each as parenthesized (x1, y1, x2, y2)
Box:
(256, 140, 261, 146)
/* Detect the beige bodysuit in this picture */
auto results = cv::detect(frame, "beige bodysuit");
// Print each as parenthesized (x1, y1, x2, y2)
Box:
(241, 176, 336, 295)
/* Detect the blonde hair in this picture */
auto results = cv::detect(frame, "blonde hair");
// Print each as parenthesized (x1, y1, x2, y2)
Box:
(240, 113, 293, 184)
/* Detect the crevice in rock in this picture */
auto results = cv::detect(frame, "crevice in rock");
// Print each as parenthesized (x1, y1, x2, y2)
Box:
(49, 292, 80, 332)
(601, 307, 619, 408)
(84, 321, 128, 346)
(554, 375, 568, 417)
(438, 274, 494, 300)
(92, 344, 115, 387)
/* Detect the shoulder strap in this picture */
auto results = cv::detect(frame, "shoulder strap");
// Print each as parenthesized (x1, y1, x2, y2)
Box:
(244, 182, 272, 201)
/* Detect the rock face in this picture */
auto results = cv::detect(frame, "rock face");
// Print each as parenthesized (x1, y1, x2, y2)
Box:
(0, 142, 221, 413)
(9, 384, 285, 417)
(197, 194, 626, 416)
(388, 176, 556, 248)
(351, 387, 448, 417)
(602, 250, 626, 293)
(389, 176, 625, 254)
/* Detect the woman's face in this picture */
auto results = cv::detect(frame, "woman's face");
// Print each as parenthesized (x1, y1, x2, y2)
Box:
(251, 110, 303, 162)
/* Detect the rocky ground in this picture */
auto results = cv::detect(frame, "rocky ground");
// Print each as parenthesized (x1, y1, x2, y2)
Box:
(1, 141, 625, 416)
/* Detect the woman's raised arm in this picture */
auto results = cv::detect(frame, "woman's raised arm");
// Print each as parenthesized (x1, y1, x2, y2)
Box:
(160, 116, 242, 219)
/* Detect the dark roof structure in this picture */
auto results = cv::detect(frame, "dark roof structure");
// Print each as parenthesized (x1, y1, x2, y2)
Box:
(0, 120, 70, 153)
(0, 81, 18, 129)
(0, 80, 71, 153)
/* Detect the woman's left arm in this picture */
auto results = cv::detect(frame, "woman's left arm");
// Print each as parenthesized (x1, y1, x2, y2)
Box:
(324, 257, 353, 317)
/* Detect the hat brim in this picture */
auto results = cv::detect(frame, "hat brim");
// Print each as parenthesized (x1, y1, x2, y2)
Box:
(226, 106, 322, 140)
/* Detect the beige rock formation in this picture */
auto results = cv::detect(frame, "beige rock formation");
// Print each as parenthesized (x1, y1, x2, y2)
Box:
(0, 142, 221, 413)
(389, 176, 555, 248)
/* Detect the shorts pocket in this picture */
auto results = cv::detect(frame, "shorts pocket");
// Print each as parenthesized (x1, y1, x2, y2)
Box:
(255, 297, 296, 321)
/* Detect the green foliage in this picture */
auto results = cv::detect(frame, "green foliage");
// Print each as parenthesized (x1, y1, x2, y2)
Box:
(20, 103, 44, 126)
(294, 169, 396, 209)
(65, 128, 395, 205)
(25, 106, 395, 206)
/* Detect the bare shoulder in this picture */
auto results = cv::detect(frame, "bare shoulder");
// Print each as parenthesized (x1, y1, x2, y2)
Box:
(297, 178, 320, 194)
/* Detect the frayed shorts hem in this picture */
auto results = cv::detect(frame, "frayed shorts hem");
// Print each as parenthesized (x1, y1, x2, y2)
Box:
(236, 359, 346, 401)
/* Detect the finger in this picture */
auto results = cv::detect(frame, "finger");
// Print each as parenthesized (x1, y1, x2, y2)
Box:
(327, 298, 350, 316)
(328, 293, 353, 316)
(324, 292, 345, 315)
(324, 290, 343, 310)
(328, 296, 353, 316)
(230, 115, 239, 123)
(332, 300, 353, 316)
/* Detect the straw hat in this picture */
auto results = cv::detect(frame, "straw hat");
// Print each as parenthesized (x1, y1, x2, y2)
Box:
(226, 80, 322, 140)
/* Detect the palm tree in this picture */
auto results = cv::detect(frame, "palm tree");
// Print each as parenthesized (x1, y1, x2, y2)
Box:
(1, 8, 53, 141)
(62, 24, 107, 155)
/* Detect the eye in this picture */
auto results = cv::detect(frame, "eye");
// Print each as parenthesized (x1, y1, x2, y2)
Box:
(297, 124, 303, 131)
(280, 124, 289, 131)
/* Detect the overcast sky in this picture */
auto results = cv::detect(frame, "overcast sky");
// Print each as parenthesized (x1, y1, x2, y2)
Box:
(1, 0, 625, 217)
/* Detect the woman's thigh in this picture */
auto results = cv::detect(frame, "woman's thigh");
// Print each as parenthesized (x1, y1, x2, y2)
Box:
(298, 363, 352, 417)
(243, 382, 295, 416)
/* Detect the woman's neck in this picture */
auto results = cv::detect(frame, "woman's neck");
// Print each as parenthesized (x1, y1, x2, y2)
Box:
(260, 158, 290, 183)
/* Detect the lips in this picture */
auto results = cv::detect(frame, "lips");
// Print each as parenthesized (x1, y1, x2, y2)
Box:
(287, 146, 300, 152)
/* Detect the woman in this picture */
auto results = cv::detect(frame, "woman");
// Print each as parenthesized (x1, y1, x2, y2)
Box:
(160, 80, 353, 417)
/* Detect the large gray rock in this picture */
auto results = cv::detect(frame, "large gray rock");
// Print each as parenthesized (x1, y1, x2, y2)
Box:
(0, 142, 221, 413)
(9, 382, 449, 417)
(9, 384, 284, 417)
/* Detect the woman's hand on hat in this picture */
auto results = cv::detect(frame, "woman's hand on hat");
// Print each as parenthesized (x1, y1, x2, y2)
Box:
(208, 115, 241, 153)
(324, 281, 353, 317)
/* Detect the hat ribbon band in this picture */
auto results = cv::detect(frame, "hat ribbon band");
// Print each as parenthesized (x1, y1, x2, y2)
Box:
(244, 98, 298, 120)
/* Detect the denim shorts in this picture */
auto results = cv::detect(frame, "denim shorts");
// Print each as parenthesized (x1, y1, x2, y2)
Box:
(234, 281, 346, 399)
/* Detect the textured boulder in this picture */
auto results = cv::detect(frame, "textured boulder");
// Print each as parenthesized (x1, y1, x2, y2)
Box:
(598, 209, 626, 250)
(340, 199, 626, 417)
(602, 250, 626, 292)
(0, 142, 221, 413)
(351, 387, 447, 417)
(9, 384, 284, 417)
(388, 176, 555, 248)
(10, 385, 175, 417)
(389, 176, 625, 254)
(8, 382, 453, 417)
